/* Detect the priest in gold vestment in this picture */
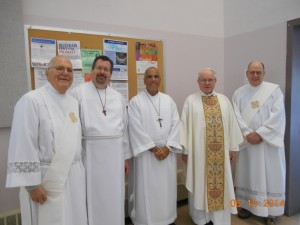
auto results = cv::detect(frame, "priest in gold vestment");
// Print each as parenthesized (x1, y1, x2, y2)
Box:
(180, 68, 243, 225)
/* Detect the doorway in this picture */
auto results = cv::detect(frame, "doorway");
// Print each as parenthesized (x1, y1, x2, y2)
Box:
(285, 18, 300, 216)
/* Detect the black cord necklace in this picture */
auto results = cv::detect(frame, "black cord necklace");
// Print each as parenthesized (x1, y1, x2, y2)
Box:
(95, 85, 107, 116)
(144, 91, 163, 127)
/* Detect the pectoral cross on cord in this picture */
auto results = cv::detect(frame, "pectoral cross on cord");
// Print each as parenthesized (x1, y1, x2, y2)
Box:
(144, 91, 163, 128)
(95, 85, 107, 116)
(158, 118, 163, 127)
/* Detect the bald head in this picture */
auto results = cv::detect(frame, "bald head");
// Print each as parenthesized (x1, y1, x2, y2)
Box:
(246, 60, 265, 87)
(144, 67, 161, 96)
(48, 55, 71, 68)
(247, 60, 265, 71)
(46, 55, 73, 94)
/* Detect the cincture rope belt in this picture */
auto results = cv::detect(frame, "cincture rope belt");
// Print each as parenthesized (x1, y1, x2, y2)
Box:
(83, 134, 123, 140)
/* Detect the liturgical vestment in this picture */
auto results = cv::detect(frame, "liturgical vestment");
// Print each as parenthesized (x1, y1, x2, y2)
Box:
(232, 82, 286, 217)
(71, 82, 131, 225)
(180, 91, 243, 225)
(128, 91, 182, 225)
(6, 83, 87, 225)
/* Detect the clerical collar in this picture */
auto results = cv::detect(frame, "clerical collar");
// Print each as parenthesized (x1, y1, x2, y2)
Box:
(199, 90, 216, 97)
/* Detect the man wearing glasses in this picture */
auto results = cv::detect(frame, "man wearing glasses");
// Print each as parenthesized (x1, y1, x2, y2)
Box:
(180, 68, 243, 225)
(232, 61, 286, 225)
(6, 56, 87, 225)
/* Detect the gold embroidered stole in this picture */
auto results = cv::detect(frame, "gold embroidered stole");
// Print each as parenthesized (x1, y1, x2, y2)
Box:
(202, 96, 225, 211)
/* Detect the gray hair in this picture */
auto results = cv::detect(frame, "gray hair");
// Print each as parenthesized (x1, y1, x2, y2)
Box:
(197, 68, 216, 80)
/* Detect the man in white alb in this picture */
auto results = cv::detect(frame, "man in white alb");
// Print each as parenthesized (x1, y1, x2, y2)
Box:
(70, 55, 131, 225)
(6, 55, 87, 225)
(180, 68, 243, 225)
(232, 61, 286, 225)
(128, 67, 182, 225)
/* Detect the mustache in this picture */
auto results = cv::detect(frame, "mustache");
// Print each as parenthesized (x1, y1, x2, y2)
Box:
(96, 74, 107, 78)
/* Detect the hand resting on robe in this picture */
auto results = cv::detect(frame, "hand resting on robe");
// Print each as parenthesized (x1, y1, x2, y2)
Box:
(29, 185, 47, 204)
(246, 132, 263, 145)
(125, 159, 130, 175)
(150, 146, 170, 161)
(181, 154, 188, 164)
(229, 151, 236, 165)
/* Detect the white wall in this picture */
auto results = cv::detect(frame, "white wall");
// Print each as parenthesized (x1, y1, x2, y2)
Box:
(0, 128, 19, 212)
(224, 0, 300, 98)
(224, 22, 287, 99)
(22, 0, 224, 37)
(0, 0, 27, 128)
(224, 0, 300, 38)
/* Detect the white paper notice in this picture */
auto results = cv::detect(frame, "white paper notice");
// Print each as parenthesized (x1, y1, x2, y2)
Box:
(136, 61, 158, 74)
(110, 81, 129, 105)
(58, 40, 82, 69)
(137, 74, 146, 93)
(31, 38, 56, 68)
(104, 39, 128, 80)
(34, 68, 47, 89)
(69, 70, 84, 90)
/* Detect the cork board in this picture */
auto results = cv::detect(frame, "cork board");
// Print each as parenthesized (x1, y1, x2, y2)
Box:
(27, 27, 164, 100)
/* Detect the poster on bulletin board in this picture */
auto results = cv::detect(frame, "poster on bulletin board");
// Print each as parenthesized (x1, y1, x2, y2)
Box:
(25, 25, 164, 101)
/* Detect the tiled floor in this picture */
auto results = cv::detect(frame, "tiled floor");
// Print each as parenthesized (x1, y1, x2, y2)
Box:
(126, 203, 300, 225)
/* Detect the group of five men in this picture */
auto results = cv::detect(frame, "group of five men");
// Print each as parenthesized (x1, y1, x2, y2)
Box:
(6, 55, 285, 225)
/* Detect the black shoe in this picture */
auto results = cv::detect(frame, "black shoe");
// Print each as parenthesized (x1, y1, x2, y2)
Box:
(237, 208, 252, 219)
(265, 217, 278, 225)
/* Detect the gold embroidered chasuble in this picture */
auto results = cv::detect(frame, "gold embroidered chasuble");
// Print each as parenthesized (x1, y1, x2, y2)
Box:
(202, 96, 225, 211)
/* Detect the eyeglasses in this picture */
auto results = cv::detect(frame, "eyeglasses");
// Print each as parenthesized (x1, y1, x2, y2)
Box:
(50, 66, 73, 74)
(145, 74, 160, 79)
(248, 71, 264, 76)
(198, 79, 216, 84)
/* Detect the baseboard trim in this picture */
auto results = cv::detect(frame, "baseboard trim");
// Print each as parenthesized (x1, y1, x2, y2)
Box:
(0, 209, 21, 225)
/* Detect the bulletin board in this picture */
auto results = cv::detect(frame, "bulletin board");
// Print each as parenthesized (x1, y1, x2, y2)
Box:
(26, 26, 164, 100)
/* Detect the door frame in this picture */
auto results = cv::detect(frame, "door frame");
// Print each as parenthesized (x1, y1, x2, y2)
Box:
(285, 17, 300, 216)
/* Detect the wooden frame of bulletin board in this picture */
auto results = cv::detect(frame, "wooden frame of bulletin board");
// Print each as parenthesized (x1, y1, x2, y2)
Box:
(25, 26, 164, 100)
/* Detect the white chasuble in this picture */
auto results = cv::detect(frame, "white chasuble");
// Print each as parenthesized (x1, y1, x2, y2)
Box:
(70, 82, 131, 225)
(128, 91, 182, 225)
(6, 83, 87, 225)
(232, 82, 286, 217)
(180, 91, 243, 225)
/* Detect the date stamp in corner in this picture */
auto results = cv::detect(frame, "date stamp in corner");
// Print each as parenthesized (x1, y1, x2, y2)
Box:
(230, 199, 285, 208)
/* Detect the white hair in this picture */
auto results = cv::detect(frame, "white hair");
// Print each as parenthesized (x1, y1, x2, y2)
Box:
(197, 68, 216, 80)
